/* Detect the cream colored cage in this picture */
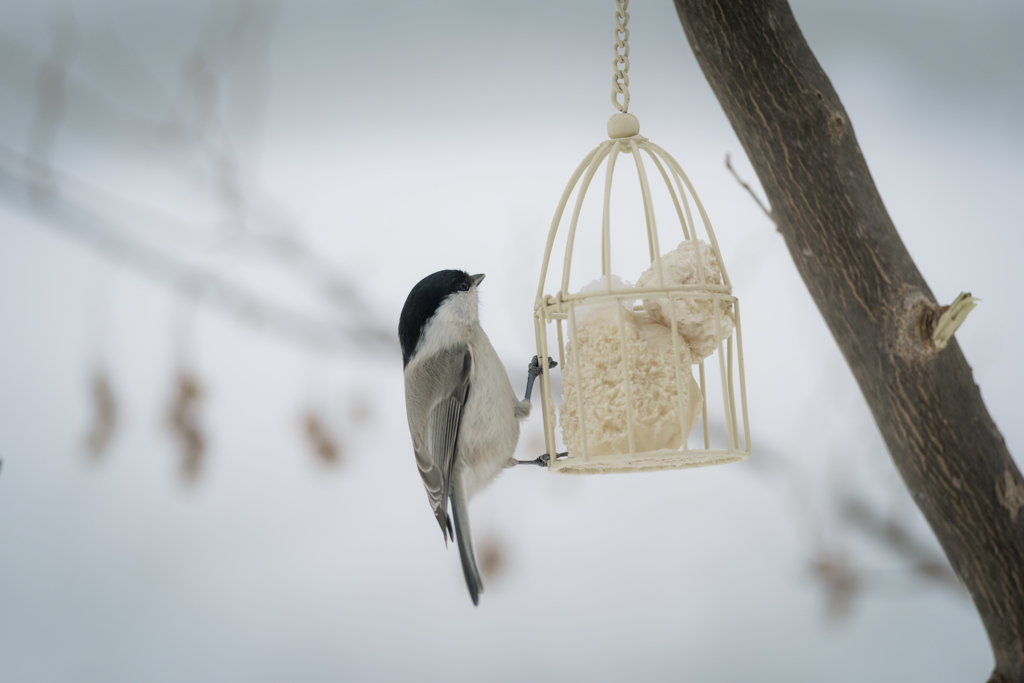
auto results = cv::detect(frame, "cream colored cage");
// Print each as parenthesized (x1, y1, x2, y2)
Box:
(533, 114, 751, 475)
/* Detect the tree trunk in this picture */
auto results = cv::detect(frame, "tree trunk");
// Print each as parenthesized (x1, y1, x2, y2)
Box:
(671, 0, 1024, 679)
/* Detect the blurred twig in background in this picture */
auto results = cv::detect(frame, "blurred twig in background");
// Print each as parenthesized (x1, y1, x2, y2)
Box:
(838, 497, 963, 594)
(808, 551, 859, 620)
(0, 1, 393, 479)
(0, 148, 390, 354)
(0, 1, 395, 356)
(84, 367, 118, 458)
(720, 420, 966, 619)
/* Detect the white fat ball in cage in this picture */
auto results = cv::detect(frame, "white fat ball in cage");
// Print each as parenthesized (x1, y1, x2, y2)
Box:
(638, 240, 735, 361)
(559, 276, 703, 459)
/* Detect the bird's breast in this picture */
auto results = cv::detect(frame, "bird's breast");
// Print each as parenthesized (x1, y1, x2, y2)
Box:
(457, 335, 520, 498)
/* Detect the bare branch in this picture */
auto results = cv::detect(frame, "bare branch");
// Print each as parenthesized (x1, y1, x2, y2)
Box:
(677, 1, 1024, 675)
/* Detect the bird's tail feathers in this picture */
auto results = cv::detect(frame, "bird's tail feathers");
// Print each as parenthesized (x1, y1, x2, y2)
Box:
(451, 482, 483, 606)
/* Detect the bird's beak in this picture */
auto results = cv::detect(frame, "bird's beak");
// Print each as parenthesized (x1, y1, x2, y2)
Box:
(472, 273, 486, 287)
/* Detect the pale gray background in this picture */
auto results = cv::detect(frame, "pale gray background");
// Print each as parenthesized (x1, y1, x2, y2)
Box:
(0, 1, 1021, 681)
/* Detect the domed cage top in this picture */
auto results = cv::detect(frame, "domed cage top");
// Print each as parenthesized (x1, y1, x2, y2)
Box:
(533, 117, 751, 474)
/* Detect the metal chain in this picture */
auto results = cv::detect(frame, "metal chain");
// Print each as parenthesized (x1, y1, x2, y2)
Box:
(611, 0, 630, 113)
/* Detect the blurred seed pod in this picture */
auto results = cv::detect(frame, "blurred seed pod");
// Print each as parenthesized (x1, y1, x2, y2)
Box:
(301, 409, 342, 467)
(476, 532, 509, 584)
(167, 370, 206, 482)
(809, 550, 859, 621)
(84, 368, 118, 459)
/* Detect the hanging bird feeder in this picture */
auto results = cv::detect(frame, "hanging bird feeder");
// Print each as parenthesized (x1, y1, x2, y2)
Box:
(533, 0, 750, 474)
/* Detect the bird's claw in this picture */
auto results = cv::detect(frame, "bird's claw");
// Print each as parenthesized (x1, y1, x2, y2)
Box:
(529, 355, 558, 378)
(516, 452, 568, 467)
(524, 356, 557, 403)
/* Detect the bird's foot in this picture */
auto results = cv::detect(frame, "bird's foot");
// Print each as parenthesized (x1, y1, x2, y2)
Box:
(529, 355, 557, 377)
(523, 355, 558, 402)
(516, 452, 568, 467)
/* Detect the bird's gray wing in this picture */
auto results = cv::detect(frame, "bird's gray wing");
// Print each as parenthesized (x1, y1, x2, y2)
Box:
(405, 344, 472, 543)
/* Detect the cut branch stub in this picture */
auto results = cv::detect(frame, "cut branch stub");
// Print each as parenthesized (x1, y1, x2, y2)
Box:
(932, 292, 979, 351)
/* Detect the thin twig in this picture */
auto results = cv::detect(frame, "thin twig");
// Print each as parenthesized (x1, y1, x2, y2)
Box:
(839, 497, 965, 596)
(0, 150, 396, 356)
(725, 153, 776, 226)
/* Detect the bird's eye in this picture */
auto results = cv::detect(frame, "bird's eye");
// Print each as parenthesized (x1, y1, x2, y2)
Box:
(460, 282, 470, 291)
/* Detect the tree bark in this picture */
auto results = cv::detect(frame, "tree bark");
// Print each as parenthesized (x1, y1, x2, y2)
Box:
(671, 1, 1024, 679)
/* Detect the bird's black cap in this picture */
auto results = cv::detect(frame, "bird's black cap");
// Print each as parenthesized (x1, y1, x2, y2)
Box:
(399, 270, 478, 366)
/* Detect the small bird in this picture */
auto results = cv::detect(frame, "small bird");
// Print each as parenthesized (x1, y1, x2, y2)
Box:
(400, 270, 541, 605)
